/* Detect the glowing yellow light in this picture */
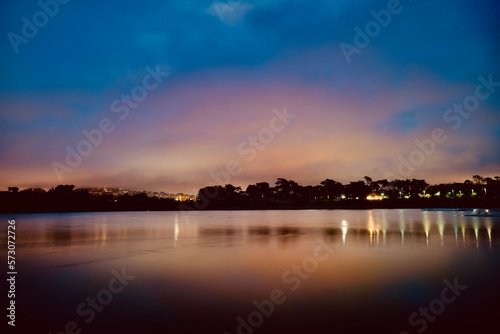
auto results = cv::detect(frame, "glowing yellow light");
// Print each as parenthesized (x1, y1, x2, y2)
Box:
(366, 194, 383, 200)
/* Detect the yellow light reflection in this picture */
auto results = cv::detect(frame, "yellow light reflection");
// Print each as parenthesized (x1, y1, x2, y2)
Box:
(402, 209, 414, 246)
(461, 223, 466, 246)
(437, 220, 444, 247)
(341, 220, 348, 245)
(423, 212, 431, 247)
(101, 223, 108, 241)
(380, 211, 387, 246)
(453, 224, 458, 247)
(424, 222, 430, 247)
(486, 221, 492, 249)
(399, 216, 405, 246)
(473, 220, 479, 248)
(367, 211, 375, 245)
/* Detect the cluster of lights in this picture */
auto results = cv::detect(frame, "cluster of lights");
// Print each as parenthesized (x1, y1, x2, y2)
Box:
(366, 194, 383, 201)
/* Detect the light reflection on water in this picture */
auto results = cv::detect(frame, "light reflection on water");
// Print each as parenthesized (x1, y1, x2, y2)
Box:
(2, 209, 499, 333)
(8, 209, 499, 248)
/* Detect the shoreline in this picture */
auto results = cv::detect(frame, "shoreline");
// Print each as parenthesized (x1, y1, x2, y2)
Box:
(2, 198, 499, 214)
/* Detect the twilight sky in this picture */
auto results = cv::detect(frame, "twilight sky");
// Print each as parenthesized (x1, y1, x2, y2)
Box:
(1, 0, 499, 193)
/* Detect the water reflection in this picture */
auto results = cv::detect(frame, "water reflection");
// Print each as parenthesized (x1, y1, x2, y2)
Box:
(7, 210, 498, 252)
(341, 220, 348, 245)
(423, 212, 430, 246)
(248, 226, 271, 236)
(5, 209, 499, 334)
(276, 226, 301, 235)
(198, 227, 238, 236)
(486, 221, 492, 249)
(174, 215, 179, 245)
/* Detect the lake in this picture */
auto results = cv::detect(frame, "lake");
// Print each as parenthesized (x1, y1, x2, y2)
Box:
(2, 209, 499, 334)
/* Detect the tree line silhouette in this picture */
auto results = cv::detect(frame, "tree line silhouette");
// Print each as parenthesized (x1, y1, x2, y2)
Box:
(1, 175, 499, 213)
(191, 175, 499, 210)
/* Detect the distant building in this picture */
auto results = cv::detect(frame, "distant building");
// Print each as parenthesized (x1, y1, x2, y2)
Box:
(83, 187, 195, 201)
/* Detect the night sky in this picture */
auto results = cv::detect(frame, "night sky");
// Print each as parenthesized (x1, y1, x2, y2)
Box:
(1, 0, 499, 193)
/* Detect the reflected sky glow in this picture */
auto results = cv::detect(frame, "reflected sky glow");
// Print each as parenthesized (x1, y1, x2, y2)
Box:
(9, 209, 499, 261)
(4, 209, 500, 333)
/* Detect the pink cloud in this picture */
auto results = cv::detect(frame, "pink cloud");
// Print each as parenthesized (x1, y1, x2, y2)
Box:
(0, 60, 498, 192)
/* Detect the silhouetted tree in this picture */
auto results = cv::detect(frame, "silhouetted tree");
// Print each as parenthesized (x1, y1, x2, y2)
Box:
(198, 186, 223, 201)
(21, 187, 46, 193)
(320, 179, 343, 200)
(223, 184, 242, 200)
(245, 182, 271, 199)
(408, 179, 429, 197)
(345, 181, 370, 199)
(371, 179, 390, 195)
(472, 175, 485, 185)
(485, 177, 500, 198)
(274, 178, 294, 200)
(50, 184, 75, 194)
(2, 173, 499, 214)
(364, 176, 372, 186)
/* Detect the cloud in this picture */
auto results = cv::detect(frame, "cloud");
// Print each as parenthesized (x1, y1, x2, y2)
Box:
(0, 0, 499, 192)
(2, 56, 497, 192)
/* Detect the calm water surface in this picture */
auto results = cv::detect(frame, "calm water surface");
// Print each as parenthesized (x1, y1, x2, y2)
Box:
(2, 209, 499, 333)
